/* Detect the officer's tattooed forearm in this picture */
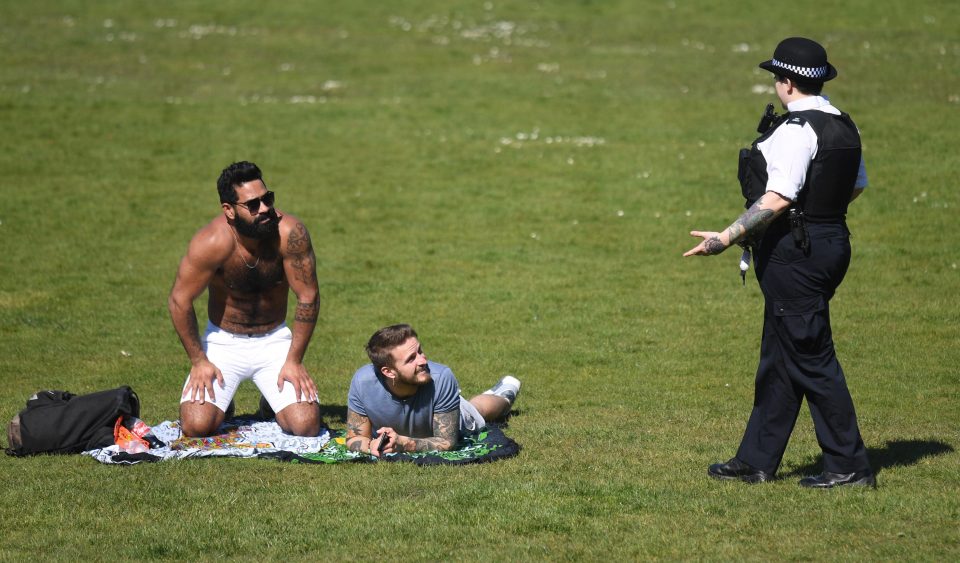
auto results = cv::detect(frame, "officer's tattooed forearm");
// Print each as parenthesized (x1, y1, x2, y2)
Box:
(700, 199, 777, 256)
(732, 205, 776, 239)
(722, 202, 777, 248)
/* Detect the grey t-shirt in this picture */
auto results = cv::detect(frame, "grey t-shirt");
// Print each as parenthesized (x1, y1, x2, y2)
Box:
(347, 360, 460, 438)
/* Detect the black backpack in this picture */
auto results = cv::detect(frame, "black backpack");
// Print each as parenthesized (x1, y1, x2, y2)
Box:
(5, 386, 140, 456)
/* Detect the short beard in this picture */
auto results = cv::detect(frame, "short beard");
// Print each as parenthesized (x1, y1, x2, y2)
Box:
(234, 209, 279, 239)
(396, 364, 431, 387)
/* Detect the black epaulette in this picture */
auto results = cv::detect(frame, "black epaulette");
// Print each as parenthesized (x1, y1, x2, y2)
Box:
(784, 115, 807, 127)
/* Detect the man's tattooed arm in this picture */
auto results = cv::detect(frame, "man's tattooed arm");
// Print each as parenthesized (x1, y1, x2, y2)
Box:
(395, 409, 459, 453)
(287, 221, 320, 325)
(294, 296, 319, 324)
(282, 218, 320, 363)
(287, 221, 318, 286)
(345, 409, 373, 453)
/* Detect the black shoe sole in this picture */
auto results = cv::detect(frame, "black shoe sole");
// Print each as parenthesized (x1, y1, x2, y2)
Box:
(708, 470, 772, 484)
(800, 477, 877, 489)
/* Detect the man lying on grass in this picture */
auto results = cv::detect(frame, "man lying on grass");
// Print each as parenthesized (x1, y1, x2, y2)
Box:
(346, 324, 520, 457)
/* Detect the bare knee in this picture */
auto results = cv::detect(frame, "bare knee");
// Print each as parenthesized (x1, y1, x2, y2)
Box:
(275, 402, 322, 436)
(179, 402, 225, 437)
(469, 395, 511, 421)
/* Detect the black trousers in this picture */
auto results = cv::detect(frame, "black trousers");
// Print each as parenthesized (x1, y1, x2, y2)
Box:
(735, 222, 871, 475)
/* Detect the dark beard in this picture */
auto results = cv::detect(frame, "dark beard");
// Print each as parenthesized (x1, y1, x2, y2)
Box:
(234, 209, 279, 240)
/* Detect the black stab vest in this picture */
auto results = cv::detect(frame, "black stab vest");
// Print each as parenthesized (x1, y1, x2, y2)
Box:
(738, 109, 862, 223)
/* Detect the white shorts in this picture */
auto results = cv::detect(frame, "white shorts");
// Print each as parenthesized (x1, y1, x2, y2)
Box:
(180, 321, 300, 414)
(459, 396, 486, 434)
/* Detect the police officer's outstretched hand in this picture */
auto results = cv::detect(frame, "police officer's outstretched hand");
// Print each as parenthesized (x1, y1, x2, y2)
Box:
(684, 230, 728, 257)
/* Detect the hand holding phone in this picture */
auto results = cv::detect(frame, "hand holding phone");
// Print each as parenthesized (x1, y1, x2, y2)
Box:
(376, 431, 390, 455)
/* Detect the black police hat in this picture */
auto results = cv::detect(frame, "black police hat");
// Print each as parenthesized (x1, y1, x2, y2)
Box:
(759, 37, 837, 83)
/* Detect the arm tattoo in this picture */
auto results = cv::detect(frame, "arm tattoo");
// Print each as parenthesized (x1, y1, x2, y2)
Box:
(294, 296, 318, 324)
(398, 409, 459, 453)
(287, 222, 318, 285)
(727, 222, 746, 243)
(346, 409, 368, 436)
(345, 409, 370, 452)
(701, 196, 781, 256)
(731, 204, 776, 242)
(286, 221, 310, 254)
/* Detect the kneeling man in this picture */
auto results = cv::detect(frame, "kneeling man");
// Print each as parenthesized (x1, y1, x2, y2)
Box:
(346, 324, 520, 457)
(169, 161, 322, 437)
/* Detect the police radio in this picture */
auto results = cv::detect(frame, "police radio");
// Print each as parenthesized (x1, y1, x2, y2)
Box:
(756, 103, 780, 133)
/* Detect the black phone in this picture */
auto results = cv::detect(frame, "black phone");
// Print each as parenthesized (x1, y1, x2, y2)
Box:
(376, 432, 389, 454)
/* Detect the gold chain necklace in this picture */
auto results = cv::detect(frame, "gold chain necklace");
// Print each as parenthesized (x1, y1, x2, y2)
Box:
(230, 226, 261, 269)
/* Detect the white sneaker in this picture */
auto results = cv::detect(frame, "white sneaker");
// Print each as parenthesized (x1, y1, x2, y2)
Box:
(483, 375, 521, 405)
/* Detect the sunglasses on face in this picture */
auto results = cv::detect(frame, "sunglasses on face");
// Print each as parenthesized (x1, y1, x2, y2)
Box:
(234, 191, 275, 213)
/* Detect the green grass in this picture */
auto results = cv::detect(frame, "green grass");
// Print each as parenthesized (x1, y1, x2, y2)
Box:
(2, 0, 959, 560)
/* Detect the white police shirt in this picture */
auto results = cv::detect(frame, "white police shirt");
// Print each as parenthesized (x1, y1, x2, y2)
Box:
(757, 95, 868, 202)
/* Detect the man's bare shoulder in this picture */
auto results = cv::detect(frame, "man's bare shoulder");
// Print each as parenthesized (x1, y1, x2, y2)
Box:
(186, 215, 234, 266)
(276, 211, 314, 255)
(276, 211, 309, 234)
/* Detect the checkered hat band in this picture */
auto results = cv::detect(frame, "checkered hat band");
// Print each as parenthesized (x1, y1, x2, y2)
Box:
(772, 58, 828, 79)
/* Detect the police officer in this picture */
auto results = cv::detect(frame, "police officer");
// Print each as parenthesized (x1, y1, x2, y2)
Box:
(683, 37, 875, 488)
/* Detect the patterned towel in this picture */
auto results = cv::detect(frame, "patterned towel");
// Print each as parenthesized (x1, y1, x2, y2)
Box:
(83, 418, 520, 466)
(261, 425, 521, 466)
(82, 417, 340, 465)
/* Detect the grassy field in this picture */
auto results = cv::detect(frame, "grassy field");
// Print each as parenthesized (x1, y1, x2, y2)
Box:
(1, 0, 958, 560)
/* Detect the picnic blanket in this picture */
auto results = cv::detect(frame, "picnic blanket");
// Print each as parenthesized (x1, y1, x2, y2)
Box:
(82, 418, 520, 466)
(261, 425, 521, 466)
(82, 417, 344, 465)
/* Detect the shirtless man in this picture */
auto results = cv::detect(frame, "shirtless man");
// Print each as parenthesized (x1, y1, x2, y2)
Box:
(169, 161, 321, 437)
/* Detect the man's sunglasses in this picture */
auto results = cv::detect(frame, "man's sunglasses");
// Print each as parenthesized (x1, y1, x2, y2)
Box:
(233, 191, 275, 213)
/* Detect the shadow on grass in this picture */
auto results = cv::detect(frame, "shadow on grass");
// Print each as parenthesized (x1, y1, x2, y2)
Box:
(320, 404, 347, 424)
(782, 439, 955, 477)
(233, 403, 349, 424)
(488, 408, 522, 429)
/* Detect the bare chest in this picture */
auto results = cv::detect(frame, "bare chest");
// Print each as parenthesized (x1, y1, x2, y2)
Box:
(218, 252, 286, 294)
